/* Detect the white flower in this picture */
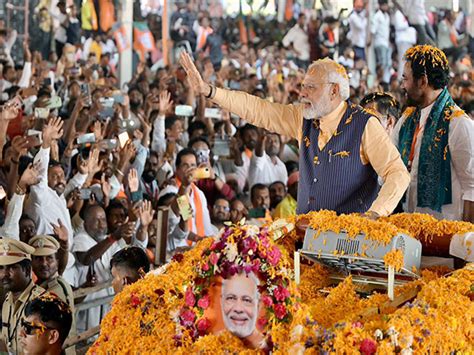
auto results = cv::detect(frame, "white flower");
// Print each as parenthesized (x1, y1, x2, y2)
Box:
(225, 243, 238, 262)
(374, 329, 383, 340)
(246, 225, 260, 237)
(289, 343, 305, 355)
(290, 325, 304, 342)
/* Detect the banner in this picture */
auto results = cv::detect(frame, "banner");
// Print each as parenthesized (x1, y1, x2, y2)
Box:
(133, 22, 157, 62)
(113, 24, 130, 54)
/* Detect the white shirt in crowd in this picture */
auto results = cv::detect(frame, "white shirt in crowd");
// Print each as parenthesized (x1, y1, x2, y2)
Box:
(391, 103, 474, 221)
(282, 24, 310, 61)
(348, 10, 368, 48)
(163, 184, 214, 251)
(51, 11, 68, 44)
(72, 230, 127, 332)
(392, 10, 417, 45)
(404, 0, 427, 25)
(371, 10, 391, 48)
(248, 152, 288, 188)
(25, 147, 87, 249)
(234, 151, 252, 193)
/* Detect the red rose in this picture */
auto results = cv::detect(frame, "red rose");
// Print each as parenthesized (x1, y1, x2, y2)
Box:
(201, 262, 210, 271)
(273, 286, 290, 302)
(359, 338, 377, 355)
(180, 309, 196, 327)
(197, 295, 210, 309)
(130, 293, 141, 308)
(262, 295, 274, 307)
(274, 303, 287, 319)
(185, 287, 196, 307)
(209, 252, 220, 265)
(257, 317, 268, 328)
(196, 317, 211, 335)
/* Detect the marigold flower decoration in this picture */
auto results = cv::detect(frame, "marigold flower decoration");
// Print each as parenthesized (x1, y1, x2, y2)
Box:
(176, 223, 296, 345)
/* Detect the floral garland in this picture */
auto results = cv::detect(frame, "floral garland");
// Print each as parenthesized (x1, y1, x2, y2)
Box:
(89, 214, 474, 354)
(176, 222, 296, 347)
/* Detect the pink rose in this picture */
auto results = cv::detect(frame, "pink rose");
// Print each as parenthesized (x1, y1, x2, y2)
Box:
(196, 317, 212, 335)
(197, 295, 210, 309)
(359, 338, 377, 355)
(267, 246, 282, 266)
(273, 285, 290, 302)
(352, 321, 363, 329)
(209, 252, 220, 266)
(185, 287, 196, 307)
(180, 309, 196, 327)
(262, 295, 274, 307)
(201, 262, 210, 271)
(274, 303, 287, 320)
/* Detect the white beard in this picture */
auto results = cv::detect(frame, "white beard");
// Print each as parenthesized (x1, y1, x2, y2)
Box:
(301, 90, 334, 119)
(223, 310, 257, 338)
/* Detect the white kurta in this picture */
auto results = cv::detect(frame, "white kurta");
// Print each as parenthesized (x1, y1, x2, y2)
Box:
(392, 103, 474, 220)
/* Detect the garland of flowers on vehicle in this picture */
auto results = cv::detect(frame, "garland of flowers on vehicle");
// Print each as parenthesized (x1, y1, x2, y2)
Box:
(175, 221, 297, 346)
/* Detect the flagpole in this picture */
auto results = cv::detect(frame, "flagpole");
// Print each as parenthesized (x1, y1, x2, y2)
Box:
(163, 0, 170, 66)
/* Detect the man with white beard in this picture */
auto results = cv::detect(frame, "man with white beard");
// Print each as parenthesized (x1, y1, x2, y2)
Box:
(221, 272, 264, 349)
(72, 205, 135, 332)
(181, 53, 410, 217)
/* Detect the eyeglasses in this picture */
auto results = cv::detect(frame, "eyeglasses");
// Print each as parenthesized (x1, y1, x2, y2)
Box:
(21, 319, 53, 336)
(301, 83, 335, 91)
(213, 205, 230, 212)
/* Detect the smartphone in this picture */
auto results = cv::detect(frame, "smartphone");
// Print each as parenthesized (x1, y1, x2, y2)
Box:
(43, 78, 52, 86)
(34, 107, 50, 119)
(193, 167, 211, 180)
(76, 133, 96, 145)
(248, 207, 266, 219)
(0, 186, 5, 200)
(99, 97, 114, 108)
(213, 138, 230, 157)
(112, 93, 125, 104)
(98, 106, 115, 119)
(46, 96, 62, 109)
(80, 83, 92, 107)
(175, 105, 194, 117)
(118, 131, 130, 148)
(204, 108, 222, 120)
(70, 67, 81, 76)
(25, 130, 43, 148)
(176, 195, 192, 221)
(79, 188, 92, 200)
(102, 138, 118, 150)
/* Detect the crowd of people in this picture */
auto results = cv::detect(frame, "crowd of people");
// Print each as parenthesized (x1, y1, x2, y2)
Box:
(0, 0, 473, 353)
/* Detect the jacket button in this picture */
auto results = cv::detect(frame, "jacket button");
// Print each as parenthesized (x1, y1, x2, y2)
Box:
(313, 178, 318, 183)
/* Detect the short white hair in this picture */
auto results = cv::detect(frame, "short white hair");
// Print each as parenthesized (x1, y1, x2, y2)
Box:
(307, 58, 350, 101)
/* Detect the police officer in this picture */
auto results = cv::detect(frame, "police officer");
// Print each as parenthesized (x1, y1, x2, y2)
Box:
(0, 237, 45, 352)
(29, 235, 76, 354)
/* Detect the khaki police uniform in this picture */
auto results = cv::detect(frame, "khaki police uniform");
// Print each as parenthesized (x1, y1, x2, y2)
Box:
(0, 238, 45, 353)
(29, 235, 77, 354)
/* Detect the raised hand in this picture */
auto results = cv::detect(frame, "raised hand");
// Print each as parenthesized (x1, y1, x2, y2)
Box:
(51, 219, 69, 247)
(101, 173, 111, 199)
(42, 116, 64, 148)
(127, 168, 139, 193)
(158, 91, 173, 116)
(18, 162, 40, 190)
(0, 97, 22, 121)
(179, 51, 209, 95)
(138, 200, 155, 227)
(11, 136, 29, 159)
(120, 140, 136, 164)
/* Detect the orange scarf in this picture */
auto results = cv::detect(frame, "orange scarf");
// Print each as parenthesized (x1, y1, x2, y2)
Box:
(176, 179, 205, 243)
(244, 148, 253, 159)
